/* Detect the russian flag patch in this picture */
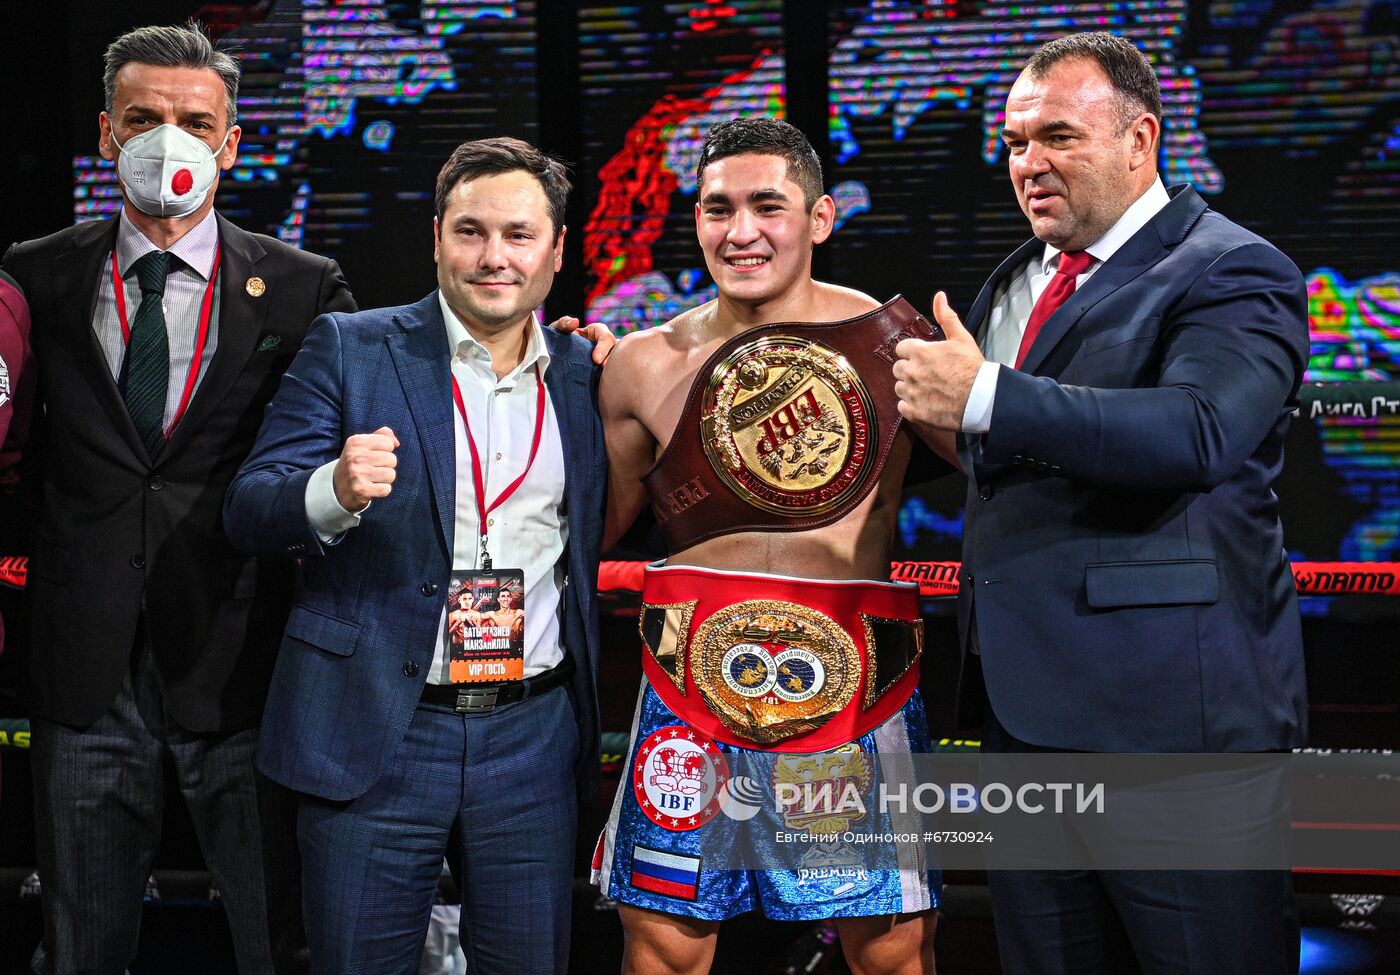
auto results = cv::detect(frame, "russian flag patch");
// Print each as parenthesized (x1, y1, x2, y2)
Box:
(630, 845, 701, 901)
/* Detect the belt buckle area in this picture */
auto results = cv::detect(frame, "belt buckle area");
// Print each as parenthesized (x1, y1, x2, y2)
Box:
(454, 686, 499, 713)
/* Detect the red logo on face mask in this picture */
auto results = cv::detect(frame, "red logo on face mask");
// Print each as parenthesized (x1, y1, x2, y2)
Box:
(171, 169, 194, 196)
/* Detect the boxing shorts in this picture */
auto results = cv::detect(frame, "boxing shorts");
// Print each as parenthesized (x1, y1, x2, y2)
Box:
(591, 679, 940, 921)
(593, 566, 939, 920)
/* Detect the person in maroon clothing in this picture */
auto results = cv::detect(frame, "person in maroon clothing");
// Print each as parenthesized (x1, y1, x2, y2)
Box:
(0, 268, 34, 653)
(0, 269, 32, 484)
(0, 268, 33, 810)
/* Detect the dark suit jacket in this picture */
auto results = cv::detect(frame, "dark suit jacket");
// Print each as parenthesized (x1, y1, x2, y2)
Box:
(223, 293, 606, 802)
(959, 186, 1309, 753)
(2, 214, 355, 732)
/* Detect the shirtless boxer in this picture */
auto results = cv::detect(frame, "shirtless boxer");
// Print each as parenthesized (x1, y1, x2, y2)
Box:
(447, 589, 488, 646)
(594, 117, 951, 975)
(493, 585, 526, 648)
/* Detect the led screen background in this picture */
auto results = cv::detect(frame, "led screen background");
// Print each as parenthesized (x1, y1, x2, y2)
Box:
(567, 0, 1400, 588)
(23, 0, 1400, 596)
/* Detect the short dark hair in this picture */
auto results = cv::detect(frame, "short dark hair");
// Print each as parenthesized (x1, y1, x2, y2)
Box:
(696, 117, 824, 211)
(104, 23, 241, 126)
(434, 137, 571, 240)
(1027, 32, 1163, 130)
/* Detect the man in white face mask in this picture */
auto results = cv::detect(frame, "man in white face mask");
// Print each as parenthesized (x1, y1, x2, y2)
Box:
(108, 118, 235, 220)
(2, 22, 356, 975)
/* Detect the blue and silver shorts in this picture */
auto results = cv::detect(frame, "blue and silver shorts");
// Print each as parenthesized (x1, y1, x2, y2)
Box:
(591, 679, 942, 921)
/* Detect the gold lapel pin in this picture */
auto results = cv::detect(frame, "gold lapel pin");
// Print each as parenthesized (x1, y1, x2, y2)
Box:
(245, 276, 266, 297)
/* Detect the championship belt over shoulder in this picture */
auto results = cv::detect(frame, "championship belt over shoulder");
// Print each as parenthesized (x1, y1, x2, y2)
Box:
(639, 564, 924, 752)
(643, 296, 943, 553)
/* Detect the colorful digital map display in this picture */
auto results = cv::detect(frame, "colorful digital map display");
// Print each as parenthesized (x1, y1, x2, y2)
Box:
(66, 0, 1400, 571)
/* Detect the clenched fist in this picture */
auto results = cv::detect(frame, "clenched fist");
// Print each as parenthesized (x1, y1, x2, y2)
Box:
(333, 426, 399, 512)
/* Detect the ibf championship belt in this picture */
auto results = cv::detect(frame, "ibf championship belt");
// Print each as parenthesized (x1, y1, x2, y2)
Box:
(643, 296, 942, 553)
(639, 564, 923, 752)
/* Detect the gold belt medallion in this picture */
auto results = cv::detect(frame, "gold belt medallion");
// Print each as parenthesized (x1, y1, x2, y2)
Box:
(701, 336, 877, 517)
(692, 599, 861, 744)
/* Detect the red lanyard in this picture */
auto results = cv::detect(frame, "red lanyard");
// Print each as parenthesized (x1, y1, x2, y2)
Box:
(451, 364, 547, 567)
(112, 245, 221, 439)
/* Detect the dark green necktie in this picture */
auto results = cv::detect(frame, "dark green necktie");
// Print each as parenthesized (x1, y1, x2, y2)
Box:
(124, 250, 173, 457)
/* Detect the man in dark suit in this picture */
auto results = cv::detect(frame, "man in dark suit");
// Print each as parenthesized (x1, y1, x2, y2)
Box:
(893, 32, 1307, 974)
(224, 137, 606, 975)
(2, 23, 355, 975)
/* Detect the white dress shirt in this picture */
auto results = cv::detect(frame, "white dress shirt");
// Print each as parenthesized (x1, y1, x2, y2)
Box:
(961, 179, 1171, 432)
(92, 209, 222, 432)
(305, 292, 568, 682)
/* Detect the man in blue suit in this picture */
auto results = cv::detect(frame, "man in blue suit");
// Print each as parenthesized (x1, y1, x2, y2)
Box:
(893, 33, 1307, 975)
(224, 137, 607, 975)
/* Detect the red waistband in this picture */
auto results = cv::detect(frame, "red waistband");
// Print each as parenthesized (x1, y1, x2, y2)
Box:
(641, 563, 920, 619)
(639, 564, 922, 752)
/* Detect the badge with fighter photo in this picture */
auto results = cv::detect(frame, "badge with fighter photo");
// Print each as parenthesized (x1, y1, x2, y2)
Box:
(447, 570, 526, 683)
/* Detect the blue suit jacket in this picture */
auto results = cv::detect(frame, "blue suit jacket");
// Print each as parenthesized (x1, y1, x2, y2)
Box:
(224, 293, 606, 801)
(959, 186, 1308, 752)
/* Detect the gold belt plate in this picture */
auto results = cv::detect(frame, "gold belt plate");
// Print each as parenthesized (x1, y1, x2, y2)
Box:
(700, 335, 878, 517)
(691, 599, 861, 744)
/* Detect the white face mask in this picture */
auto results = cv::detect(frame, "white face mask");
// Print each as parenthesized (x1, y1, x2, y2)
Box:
(110, 123, 231, 219)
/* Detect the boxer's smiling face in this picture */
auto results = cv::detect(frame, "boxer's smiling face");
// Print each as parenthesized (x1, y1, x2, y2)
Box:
(695, 153, 834, 311)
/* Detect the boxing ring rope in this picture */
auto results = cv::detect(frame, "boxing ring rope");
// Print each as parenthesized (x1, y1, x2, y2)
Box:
(596, 560, 1400, 598)
(3, 557, 1398, 598)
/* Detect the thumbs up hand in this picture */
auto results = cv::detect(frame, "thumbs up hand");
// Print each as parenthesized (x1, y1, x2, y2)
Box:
(893, 292, 986, 432)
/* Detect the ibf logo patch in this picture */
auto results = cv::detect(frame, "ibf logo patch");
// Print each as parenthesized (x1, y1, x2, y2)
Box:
(632, 725, 729, 832)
